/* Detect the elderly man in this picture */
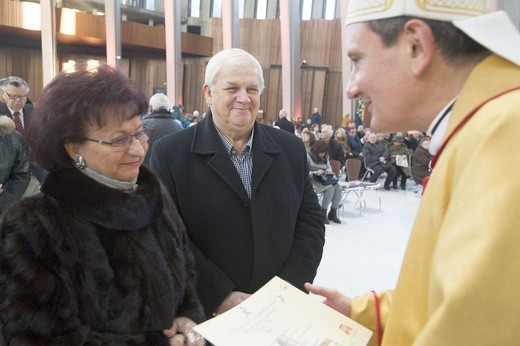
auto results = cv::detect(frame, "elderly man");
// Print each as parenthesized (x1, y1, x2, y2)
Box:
(151, 48, 325, 318)
(306, 1, 520, 345)
(0, 76, 46, 193)
(141, 93, 183, 168)
(273, 109, 295, 134)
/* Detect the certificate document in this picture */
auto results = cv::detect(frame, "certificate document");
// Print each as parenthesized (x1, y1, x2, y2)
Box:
(193, 276, 373, 346)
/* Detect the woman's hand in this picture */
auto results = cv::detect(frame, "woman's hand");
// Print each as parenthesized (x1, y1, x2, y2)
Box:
(214, 291, 251, 315)
(164, 317, 205, 345)
(304, 282, 352, 317)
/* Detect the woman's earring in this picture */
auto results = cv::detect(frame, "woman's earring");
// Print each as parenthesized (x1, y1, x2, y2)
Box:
(74, 155, 86, 170)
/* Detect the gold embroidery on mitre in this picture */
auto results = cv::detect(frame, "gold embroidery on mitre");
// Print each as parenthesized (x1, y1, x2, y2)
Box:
(416, 0, 487, 16)
(347, 0, 395, 19)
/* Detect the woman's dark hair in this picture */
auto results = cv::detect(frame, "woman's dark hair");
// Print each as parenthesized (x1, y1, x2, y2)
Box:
(29, 61, 148, 172)
(367, 16, 490, 62)
(303, 132, 316, 147)
(311, 139, 330, 155)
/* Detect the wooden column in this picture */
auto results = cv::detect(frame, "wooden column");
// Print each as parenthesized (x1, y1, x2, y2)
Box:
(222, 0, 240, 49)
(164, 0, 183, 105)
(341, 0, 352, 119)
(40, 0, 57, 86)
(104, 0, 121, 68)
(280, 0, 301, 121)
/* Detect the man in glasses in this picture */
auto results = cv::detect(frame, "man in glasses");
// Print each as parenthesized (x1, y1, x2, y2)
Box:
(0, 76, 47, 194)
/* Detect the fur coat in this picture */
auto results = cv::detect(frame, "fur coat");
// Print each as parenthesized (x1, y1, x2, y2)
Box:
(0, 167, 205, 344)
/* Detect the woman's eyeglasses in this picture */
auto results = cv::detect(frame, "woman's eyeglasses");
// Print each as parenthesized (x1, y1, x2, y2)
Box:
(83, 128, 150, 150)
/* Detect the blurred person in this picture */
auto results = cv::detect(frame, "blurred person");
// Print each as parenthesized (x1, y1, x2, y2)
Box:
(321, 125, 345, 178)
(0, 76, 46, 194)
(302, 130, 316, 151)
(363, 132, 397, 190)
(335, 127, 351, 159)
(0, 62, 205, 344)
(310, 107, 322, 126)
(411, 136, 433, 184)
(346, 126, 363, 157)
(306, 1, 520, 345)
(190, 110, 201, 126)
(311, 123, 321, 140)
(274, 108, 295, 134)
(150, 48, 325, 318)
(0, 115, 30, 215)
(141, 92, 183, 168)
(341, 113, 352, 128)
(388, 133, 411, 189)
(307, 139, 342, 224)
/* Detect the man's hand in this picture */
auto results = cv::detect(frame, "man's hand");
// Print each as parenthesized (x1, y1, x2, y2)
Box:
(304, 282, 352, 317)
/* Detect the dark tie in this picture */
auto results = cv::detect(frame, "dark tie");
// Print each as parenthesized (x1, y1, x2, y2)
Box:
(13, 111, 24, 135)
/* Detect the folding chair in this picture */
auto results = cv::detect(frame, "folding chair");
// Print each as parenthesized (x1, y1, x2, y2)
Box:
(340, 158, 382, 213)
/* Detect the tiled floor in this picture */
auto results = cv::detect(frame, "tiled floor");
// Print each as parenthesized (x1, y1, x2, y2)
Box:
(312, 183, 422, 297)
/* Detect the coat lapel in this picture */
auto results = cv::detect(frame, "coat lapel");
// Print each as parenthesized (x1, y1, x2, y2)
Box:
(192, 113, 249, 202)
(250, 123, 279, 198)
(191, 113, 281, 202)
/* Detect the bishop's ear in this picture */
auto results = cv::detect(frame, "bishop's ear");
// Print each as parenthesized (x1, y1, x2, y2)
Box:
(403, 19, 435, 76)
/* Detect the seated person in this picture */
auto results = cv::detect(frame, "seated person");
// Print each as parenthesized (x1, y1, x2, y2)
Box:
(302, 130, 316, 151)
(411, 136, 433, 184)
(335, 127, 351, 159)
(308, 139, 342, 224)
(362, 133, 396, 190)
(388, 133, 411, 190)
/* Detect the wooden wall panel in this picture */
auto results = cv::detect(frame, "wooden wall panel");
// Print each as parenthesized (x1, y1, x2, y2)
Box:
(325, 72, 344, 126)
(301, 69, 314, 122)
(1, 3, 343, 126)
(0, 47, 43, 102)
(0, 0, 23, 27)
(211, 18, 344, 127)
(310, 70, 327, 122)
(182, 61, 207, 114)
(264, 67, 282, 124)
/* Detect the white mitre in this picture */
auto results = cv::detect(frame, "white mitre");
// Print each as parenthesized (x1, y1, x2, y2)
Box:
(345, 0, 520, 66)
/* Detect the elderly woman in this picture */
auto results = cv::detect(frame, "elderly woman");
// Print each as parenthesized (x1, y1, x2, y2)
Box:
(0, 62, 205, 345)
(308, 139, 342, 224)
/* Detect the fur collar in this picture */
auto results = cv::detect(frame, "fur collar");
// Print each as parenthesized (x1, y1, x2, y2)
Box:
(0, 115, 15, 136)
(41, 167, 162, 230)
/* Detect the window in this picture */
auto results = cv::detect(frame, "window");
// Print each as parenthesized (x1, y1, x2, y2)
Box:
(212, 0, 222, 18)
(189, 0, 201, 18)
(302, 0, 312, 20)
(256, 0, 267, 19)
(325, 0, 336, 19)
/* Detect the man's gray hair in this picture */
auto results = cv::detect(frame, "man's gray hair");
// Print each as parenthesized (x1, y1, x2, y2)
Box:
(1, 76, 30, 92)
(204, 48, 265, 92)
(149, 93, 171, 111)
(279, 109, 288, 119)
